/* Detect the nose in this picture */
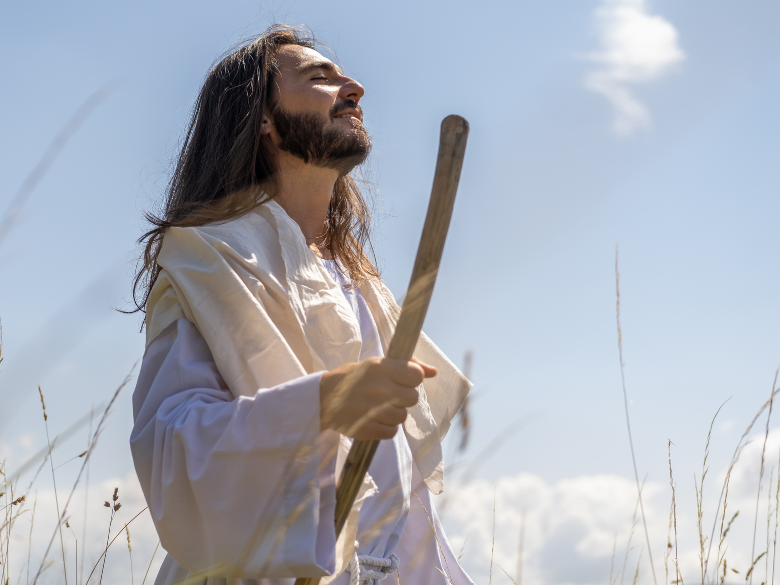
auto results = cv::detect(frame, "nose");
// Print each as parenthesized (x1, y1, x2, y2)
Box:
(339, 76, 365, 104)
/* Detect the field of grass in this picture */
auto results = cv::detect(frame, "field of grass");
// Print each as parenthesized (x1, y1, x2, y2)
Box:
(2, 274, 780, 585)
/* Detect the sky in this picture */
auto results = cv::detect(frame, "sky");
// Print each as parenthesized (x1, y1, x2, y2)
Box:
(1, 0, 780, 583)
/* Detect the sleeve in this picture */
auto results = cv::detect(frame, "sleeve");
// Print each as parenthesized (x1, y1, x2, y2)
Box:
(129, 317, 339, 579)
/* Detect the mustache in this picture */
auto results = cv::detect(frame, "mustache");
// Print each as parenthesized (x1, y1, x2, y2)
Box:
(330, 100, 363, 119)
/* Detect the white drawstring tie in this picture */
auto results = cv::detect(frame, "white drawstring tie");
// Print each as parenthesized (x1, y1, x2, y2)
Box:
(347, 542, 399, 585)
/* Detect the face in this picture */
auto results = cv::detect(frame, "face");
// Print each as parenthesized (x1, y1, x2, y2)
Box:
(263, 45, 371, 175)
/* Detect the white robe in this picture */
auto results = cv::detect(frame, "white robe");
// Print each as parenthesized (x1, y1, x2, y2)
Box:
(130, 198, 472, 584)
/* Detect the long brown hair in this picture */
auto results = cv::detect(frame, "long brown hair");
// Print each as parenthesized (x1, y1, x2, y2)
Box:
(130, 24, 378, 314)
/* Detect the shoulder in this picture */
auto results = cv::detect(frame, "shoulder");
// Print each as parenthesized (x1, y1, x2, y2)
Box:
(156, 202, 293, 294)
(169, 208, 276, 248)
(160, 203, 284, 263)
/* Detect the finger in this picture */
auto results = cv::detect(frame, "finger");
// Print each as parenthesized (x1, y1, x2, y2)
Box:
(369, 381, 418, 408)
(361, 390, 415, 420)
(372, 404, 409, 427)
(352, 421, 399, 441)
(337, 404, 405, 439)
(338, 412, 397, 440)
(400, 358, 438, 381)
(411, 357, 438, 378)
(381, 359, 426, 387)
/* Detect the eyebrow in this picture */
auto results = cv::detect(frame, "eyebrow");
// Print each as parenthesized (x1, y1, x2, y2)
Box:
(297, 60, 343, 77)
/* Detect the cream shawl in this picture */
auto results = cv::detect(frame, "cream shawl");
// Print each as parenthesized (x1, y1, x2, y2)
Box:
(144, 199, 470, 570)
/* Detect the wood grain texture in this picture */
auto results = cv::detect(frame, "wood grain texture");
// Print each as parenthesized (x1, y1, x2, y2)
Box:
(294, 115, 469, 585)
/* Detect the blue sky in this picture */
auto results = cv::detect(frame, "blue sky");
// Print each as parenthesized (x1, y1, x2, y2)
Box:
(1, 1, 780, 581)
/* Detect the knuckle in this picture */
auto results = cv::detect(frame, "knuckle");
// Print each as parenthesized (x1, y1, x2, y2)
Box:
(389, 408, 405, 425)
(401, 387, 419, 406)
(365, 359, 383, 375)
(402, 363, 423, 383)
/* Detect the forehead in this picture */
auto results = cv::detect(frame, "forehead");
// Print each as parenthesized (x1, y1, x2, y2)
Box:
(275, 45, 343, 76)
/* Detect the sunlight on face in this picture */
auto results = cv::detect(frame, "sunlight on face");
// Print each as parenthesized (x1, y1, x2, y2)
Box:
(268, 45, 370, 174)
(271, 45, 365, 131)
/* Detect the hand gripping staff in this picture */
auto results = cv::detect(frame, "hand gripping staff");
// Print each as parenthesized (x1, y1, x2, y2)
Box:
(294, 115, 469, 585)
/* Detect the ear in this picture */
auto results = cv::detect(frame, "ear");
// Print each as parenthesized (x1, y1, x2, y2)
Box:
(260, 112, 273, 135)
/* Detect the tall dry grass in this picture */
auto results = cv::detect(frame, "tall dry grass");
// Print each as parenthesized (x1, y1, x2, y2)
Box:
(4, 249, 780, 585)
(0, 362, 144, 585)
(2, 263, 780, 585)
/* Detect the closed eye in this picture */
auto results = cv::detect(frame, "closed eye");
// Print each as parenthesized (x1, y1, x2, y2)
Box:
(299, 60, 342, 81)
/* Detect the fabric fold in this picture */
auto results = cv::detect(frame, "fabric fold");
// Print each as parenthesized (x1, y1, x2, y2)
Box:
(145, 198, 471, 518)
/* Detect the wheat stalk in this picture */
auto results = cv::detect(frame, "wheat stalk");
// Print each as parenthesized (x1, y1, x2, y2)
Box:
(141, 540, 160, 585)
(126, 524, 134, 585)
(750, 371, 778, 585)
(772, 447, 780, 585)
(83, 507, 147, 585)
(668, 441, 681, 585)
(98, 488, 121, 585)
(37, 386, 68, 585)
(615, 246, 658, 585)
(704, 379, 780, 580)
(33, 364, 135, 585)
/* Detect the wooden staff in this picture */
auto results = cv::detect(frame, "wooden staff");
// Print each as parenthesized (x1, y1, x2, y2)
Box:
(294, 114, 469, 585)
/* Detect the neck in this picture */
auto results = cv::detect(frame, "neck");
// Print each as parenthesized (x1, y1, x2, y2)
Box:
(270, 151, 338, 259)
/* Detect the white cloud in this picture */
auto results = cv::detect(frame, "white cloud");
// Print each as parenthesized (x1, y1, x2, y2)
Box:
(584, 0, 685, 136)
(438, 430, 780, 585)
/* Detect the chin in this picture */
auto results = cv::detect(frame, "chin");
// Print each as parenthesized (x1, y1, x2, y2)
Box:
(321, 151, 370, 176)
(322, 127, 372, 175)
(337, 154, 368, 176)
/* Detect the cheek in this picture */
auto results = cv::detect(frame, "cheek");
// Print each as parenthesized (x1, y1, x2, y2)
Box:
(278, 86, 337, 115)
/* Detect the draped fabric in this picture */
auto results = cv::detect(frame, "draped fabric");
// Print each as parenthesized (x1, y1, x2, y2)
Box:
(142, 196, 471, 576)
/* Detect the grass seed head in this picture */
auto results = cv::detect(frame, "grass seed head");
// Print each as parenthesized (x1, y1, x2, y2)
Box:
(37, 385, 47, 420)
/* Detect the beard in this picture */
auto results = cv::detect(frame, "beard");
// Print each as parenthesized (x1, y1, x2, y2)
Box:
(271, 102, 372, 176)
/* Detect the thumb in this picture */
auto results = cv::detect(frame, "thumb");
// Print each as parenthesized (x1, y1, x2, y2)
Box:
(411, 357, 438, 378)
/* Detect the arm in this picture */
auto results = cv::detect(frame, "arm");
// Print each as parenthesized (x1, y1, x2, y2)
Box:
(130, 317, 338, 579)
(130, 315, 435, 578)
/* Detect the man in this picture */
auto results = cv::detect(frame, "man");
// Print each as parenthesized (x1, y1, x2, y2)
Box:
(130, 24, 473, 585)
